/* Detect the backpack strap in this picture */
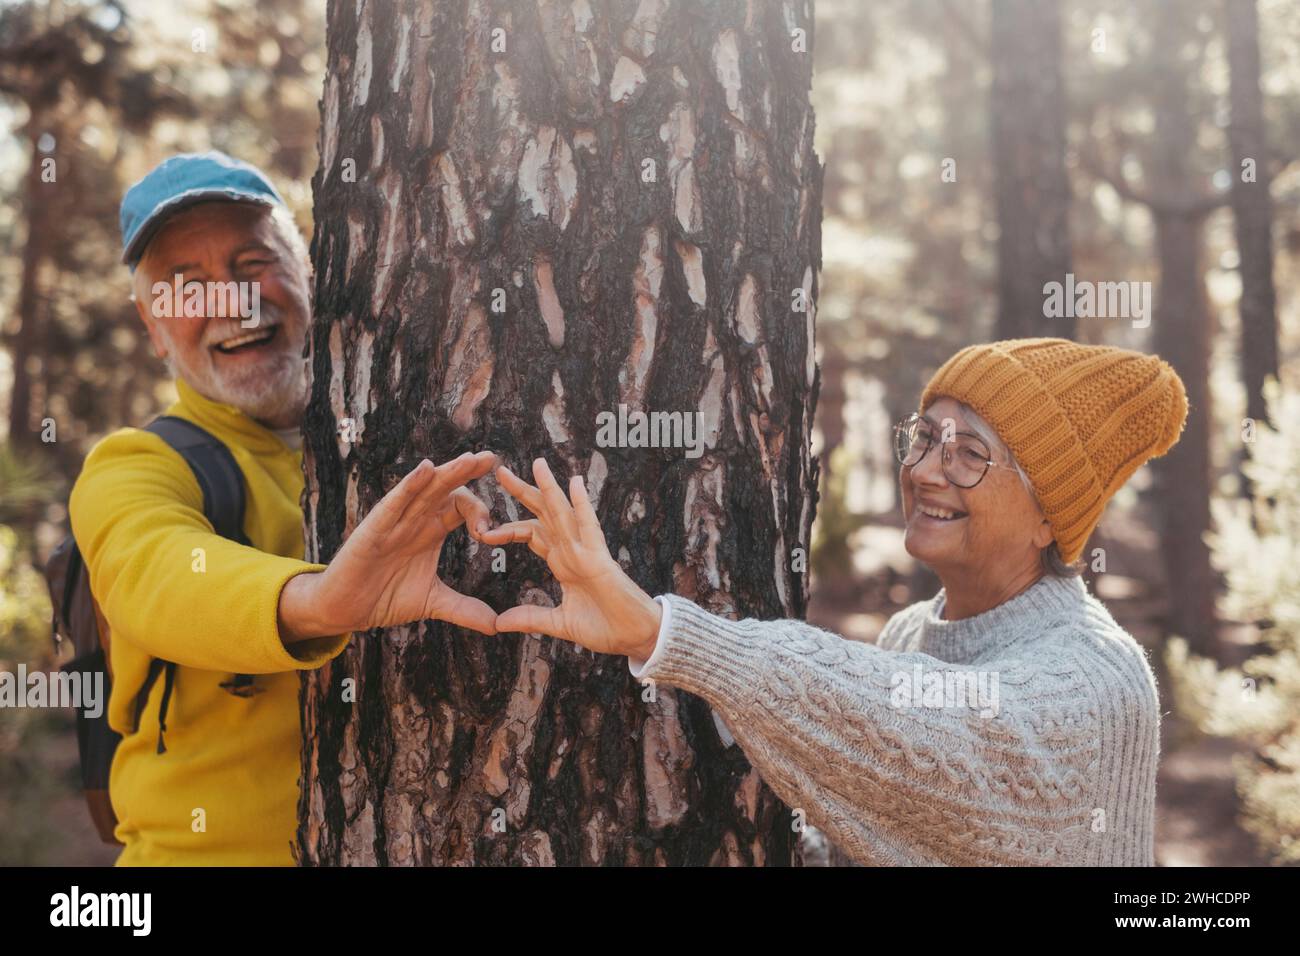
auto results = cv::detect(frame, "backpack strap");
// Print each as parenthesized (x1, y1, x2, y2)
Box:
(132, 659, 168, 734)
(145, 416, 252, 546)
(155, 662, 177, 755)
(137, 416, 258, 753)
(129, 657, 178, 754)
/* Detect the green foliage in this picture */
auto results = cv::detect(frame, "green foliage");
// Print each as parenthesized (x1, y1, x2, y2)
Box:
(0, 441, 52, 525)
(0, 520, 65, 865)
(0, 525, 50, 655)
(1166, 382, 1300, 863)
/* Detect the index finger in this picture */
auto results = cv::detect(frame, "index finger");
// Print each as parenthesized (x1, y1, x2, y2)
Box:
(496, 464, 547, 517)
(370, 459, 436, 535)
(427, 450, 497, 499)
(532, 457, 579, 540)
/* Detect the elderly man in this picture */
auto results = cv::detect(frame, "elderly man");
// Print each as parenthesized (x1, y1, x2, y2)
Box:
(70, 152, 497, 865)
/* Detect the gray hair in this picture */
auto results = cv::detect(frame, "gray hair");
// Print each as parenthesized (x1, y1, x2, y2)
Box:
(952, 401, 1083, 579)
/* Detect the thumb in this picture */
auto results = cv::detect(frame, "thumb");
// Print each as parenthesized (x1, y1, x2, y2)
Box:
(496, 604, 567, 640)
(433, 589, 499, 636)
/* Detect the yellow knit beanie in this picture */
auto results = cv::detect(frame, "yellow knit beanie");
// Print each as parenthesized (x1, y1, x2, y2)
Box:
(919, 337, 1188, 564)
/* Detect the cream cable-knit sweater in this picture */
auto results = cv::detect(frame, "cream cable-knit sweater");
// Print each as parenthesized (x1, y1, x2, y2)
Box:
(628, 574, 1160, 866)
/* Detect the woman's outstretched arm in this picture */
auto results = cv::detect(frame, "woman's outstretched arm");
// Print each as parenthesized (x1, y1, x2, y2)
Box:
(482, 458, 1153, 866)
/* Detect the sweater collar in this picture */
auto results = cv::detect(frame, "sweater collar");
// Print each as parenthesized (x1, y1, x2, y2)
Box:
(918, 574, 1089, 662)
(171, 377, 297, 456)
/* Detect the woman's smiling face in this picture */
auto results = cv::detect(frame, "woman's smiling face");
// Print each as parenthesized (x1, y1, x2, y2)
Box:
(900, 397, 1053, 583)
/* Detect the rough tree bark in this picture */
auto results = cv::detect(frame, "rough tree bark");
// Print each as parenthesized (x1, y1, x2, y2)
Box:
(1224, 0, 1279, 433)
(988, 0, 1073, 340)
(297, 0, 822, 865)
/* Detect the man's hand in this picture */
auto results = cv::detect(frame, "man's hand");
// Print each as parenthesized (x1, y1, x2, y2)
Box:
(278, 451, 499, 642)
(480, 457, 661, 659)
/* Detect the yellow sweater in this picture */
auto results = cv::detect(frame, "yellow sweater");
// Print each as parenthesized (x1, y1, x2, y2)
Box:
(69, 378, 349, 865)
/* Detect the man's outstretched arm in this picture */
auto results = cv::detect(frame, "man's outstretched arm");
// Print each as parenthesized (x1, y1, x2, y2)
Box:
(71, 433, 497, 673)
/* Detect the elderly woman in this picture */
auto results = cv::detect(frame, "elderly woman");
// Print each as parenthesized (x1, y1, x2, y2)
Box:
(482, 338, 1187, 866)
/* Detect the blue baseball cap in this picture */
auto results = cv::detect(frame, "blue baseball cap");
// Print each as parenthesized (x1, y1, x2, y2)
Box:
(119, 151, 286, 269)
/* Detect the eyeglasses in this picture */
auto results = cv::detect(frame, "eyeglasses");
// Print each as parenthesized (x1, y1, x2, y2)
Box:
(893, 413, 1007, 489)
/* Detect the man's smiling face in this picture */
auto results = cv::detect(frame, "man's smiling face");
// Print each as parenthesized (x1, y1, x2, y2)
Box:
(133, 200, 311, 429)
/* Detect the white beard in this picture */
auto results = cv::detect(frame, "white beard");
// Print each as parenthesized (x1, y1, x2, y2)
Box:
(168, 351, 309, 428)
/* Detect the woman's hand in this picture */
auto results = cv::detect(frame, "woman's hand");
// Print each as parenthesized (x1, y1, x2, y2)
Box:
(279, 451, 499, 640)
(481, 457, 662, 659)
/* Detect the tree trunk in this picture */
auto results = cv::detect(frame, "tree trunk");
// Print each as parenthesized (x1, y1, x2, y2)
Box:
(298, 0, 822, 866)
(989, 0, 1073, 340)
(1148, 3, 1218, 655)
(1151, 214, 1217, 654)
(7, 132, 52, 447)
(1224, 0, 1278, 434)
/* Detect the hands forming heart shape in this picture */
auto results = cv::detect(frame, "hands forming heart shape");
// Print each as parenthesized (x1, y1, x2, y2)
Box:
(278, 452, 662, 662)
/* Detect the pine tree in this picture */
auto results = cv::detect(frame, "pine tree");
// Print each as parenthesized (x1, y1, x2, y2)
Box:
(298, 0, 822, 865)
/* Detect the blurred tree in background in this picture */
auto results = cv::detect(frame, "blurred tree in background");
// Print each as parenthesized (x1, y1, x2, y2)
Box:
(810, 0, 1300, 635)
(990, 0, 1074, 340)
(0, 0, 324, 469)
(1224, 0, 1282, 513)
(0, 0, 327, 865)
(1082, 0, 1229, 654)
